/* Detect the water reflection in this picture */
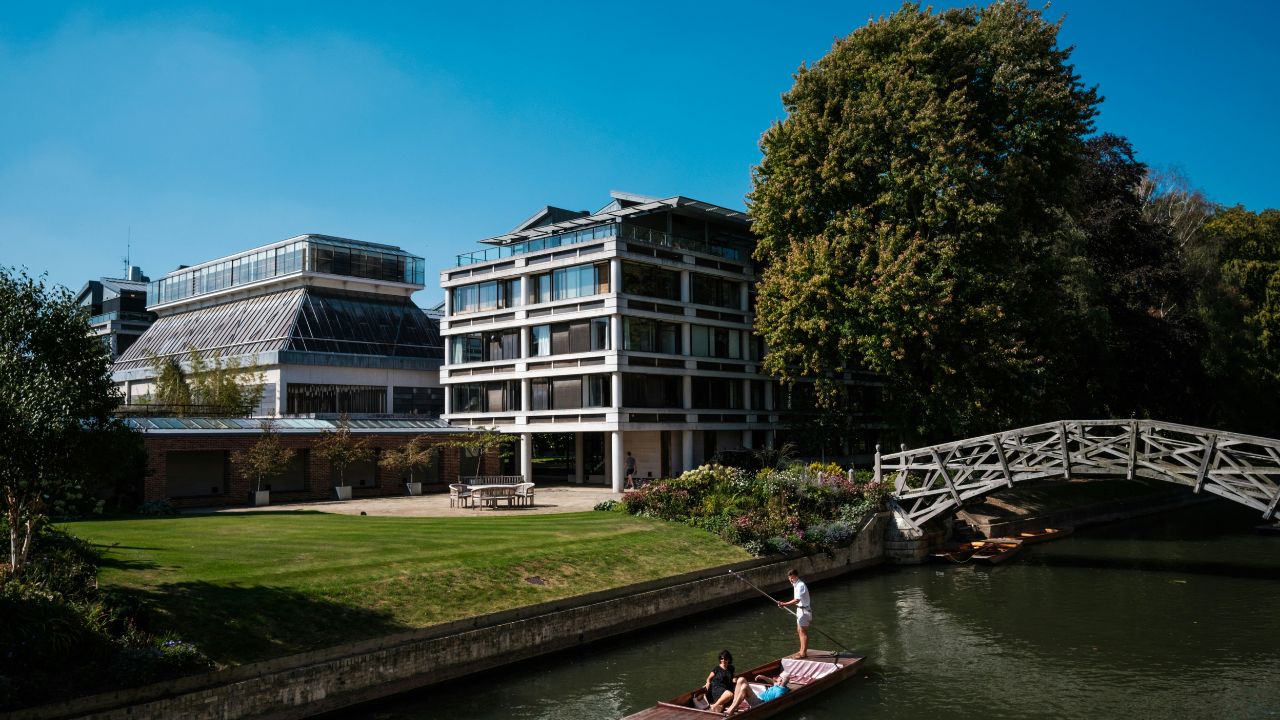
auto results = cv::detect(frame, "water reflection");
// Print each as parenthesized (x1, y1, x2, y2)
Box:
(346, 501, 1280, 720)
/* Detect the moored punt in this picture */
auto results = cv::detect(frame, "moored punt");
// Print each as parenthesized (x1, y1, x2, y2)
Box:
(620, 651, 864, 720)
(1257, 523, 1280, 535)
(1011, 527, 1074, 545)
(931, 541, 988, 563)
(970, 539, 1024, 565)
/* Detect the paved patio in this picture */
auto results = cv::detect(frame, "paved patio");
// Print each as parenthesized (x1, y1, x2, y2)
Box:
(184, 485, 623, 518)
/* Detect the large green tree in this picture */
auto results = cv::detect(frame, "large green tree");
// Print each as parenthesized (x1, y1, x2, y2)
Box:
(749, 1, 1098, 440)
(1, 268, 123, 577)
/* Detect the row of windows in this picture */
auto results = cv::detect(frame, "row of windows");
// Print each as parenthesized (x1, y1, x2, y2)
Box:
(449, 318, 758, 364)
(451, 260, 745, 316)
(531, 375, 611, 410)
(452, 262, 610, 315)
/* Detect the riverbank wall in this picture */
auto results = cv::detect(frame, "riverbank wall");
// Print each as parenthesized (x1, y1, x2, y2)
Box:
(9, 513, 890, 720)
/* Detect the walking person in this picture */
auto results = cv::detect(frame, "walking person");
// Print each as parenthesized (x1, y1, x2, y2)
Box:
(776, 569, 810, 658)
(624, 451, 637, 490)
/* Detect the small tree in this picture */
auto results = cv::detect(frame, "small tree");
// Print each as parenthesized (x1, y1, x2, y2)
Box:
(449, 427, 515, 477)
(379, 435, 440, 484)
(1, 268, 121, 578)
(315, 414, 373, 487)
(141, 345, 265, 416)
(232, 417, 297, 492)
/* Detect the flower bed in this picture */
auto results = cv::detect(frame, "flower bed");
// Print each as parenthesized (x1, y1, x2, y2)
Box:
(598, 463, 888, 556)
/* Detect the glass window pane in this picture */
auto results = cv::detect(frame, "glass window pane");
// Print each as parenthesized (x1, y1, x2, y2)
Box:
(691, 325, 709, 357)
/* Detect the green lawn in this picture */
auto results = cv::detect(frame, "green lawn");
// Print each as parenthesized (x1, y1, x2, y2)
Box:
(64, 511, 750, 666)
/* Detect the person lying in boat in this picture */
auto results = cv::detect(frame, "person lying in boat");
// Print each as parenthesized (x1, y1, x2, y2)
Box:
(723, 671, 791, 716)
(704, 650, 736, 712)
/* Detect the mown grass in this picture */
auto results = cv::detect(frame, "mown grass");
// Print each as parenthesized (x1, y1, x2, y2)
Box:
(63, 511, 750, 666)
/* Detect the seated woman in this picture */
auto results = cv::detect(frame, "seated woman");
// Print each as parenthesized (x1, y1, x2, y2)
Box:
(703, 650, 736, 712)
(724, 671, 791, 716)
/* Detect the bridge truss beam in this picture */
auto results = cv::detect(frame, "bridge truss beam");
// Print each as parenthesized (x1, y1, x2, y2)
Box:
(877, 420, 1280, 528)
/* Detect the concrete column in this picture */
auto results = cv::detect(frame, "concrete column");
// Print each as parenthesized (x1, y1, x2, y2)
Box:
(612, 314, 623, 351)
(520, 378, 530, 413)
(682, 375, 692, 410)
(519, 274, 530, 307)
(612, 371, 623, 409)
(680, 270, 690, 303)
(521, 325, 531, 358)
(611, 430, 624, 493)
(764, 381, 773, 411)
(766, 430, 775, 450)
(681, 323, 691, 356)
(610, 258, 622, 295)
(444, 288, 453, 317)
(443, 384, 452, 415)
(386, 383, 395, 414)
(574, 432, 585, 484)
(275, 380, 285, 417)
(520, 432, 532, 482)
(683, 430, 694, 472)
(743, 429, 753, 450)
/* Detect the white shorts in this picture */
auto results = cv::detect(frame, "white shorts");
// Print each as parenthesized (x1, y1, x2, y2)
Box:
(797, 609, 812, 627)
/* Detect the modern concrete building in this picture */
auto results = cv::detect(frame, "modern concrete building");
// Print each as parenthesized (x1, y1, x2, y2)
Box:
(111, 234, 444, 417)
(440, 190, 885, 491)
(74, 266, 157, 360)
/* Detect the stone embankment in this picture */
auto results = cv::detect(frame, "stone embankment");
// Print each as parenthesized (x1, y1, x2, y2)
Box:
(10, 514, 891, 720)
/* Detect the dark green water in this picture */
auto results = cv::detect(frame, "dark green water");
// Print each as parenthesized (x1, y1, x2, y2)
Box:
(350, 501, 1280, 720)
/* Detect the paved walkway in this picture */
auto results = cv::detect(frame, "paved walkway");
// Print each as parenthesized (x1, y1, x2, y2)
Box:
(185, 485, 623, 518)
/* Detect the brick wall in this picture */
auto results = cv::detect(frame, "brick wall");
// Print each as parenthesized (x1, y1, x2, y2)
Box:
(140, 433, 496, 508)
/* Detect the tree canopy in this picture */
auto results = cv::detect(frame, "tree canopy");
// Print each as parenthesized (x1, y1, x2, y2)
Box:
(749, 1, 1099, 440)
(1, 268, 126, 577)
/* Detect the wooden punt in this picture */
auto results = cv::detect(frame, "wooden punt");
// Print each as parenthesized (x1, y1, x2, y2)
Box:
(1009, 527, 1074, 545)
(970, 539, 1024, 565)
(930, 541, 988, 563)
(619, 651, 864, 720)
(1256, 523, 1280, 535)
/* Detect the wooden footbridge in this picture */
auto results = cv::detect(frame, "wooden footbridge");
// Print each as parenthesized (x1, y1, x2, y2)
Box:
(874, 420, 1280, 532)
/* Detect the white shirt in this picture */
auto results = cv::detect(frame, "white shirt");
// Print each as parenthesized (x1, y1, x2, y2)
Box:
(793, 579, 810, 610)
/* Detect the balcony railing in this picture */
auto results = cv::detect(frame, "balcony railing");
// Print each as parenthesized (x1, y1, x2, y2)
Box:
(455, 223, 740, 267)
(89, 310, 158, 326)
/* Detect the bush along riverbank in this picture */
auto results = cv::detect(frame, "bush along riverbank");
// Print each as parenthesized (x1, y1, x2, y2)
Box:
(1, 523, 216, 710)
(595, 463, 890, 555)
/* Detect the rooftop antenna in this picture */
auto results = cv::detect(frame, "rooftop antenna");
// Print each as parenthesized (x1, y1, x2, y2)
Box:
(121, 227, 131, 274)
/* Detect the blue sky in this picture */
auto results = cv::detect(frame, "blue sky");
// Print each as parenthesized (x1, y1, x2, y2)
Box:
(2, 1, 1276, 307)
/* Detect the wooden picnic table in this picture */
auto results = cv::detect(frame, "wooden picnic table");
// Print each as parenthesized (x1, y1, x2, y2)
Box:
(471, 484, 517, 508)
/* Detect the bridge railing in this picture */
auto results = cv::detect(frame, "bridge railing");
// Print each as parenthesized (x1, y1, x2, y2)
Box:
(876, 419, 1280, 531)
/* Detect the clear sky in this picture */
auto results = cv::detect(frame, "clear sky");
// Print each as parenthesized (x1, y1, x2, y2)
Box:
(2, 1, 1276, 307)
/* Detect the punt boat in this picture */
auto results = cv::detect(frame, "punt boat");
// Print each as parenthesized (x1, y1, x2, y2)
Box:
(1009, 527, 1074, 545)
(1256, 523, 1280, 535)
(970, 538, 1024, 565)
(619, 651, 864, 720)
(931, 541, 988, 563)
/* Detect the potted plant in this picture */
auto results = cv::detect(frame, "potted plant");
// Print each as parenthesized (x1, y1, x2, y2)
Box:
(232, 416, 296, 507)
(380, 435, 439, 496)
(315, 414, 373, 501)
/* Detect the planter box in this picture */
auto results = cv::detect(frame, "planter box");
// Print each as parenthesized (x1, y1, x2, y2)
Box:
(331, 486, 353, 501)
(247, 490, 270, 507)
(403, 482, 422, 496)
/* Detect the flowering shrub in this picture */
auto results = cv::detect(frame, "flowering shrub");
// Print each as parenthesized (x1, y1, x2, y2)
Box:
(617, 463, 889, 556)
(135, 499, 180, 516)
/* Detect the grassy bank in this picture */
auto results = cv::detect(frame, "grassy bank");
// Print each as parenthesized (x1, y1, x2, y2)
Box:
(64, 511, 750, 666)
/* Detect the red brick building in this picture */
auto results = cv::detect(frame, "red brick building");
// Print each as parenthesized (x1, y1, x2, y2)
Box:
(128, 417, 498, 508)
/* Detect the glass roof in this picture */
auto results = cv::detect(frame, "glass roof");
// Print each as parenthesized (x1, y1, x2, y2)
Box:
(123, 417, 466, 432)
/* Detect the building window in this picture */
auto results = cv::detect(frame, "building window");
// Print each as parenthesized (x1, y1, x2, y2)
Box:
(452, 381, 520, 413)
(690, 325, 741, 359)
(165, 450, 226, 497)
(692, 273, 742, 310)
(287, 384, 387, 414)
(450, 329, 520, 364)
(622, 261, 681, 301)
(749, 380, 764, 411)
(528, 262, 609, 305)
(622, 373, 683, 408)
(529, 374, 610, 410)
(393, 387, 444, 416)
(452, 278, 520, 315)
(529, 318, 610, 357)
(623, 317, 682, 354)
(692, 378, 744, 410)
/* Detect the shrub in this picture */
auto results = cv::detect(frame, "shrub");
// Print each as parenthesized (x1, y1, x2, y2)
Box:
(135, 499, 179, 516)
(593, 499, 619, 512)
(109, 637, 215, 687)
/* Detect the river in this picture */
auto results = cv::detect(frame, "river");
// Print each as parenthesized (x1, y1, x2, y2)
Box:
(347, 500, 1280, 720)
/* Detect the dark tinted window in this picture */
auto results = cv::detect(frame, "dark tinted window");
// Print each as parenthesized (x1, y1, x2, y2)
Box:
(622, 373, 682, 408)
(622, 261, 681, 301)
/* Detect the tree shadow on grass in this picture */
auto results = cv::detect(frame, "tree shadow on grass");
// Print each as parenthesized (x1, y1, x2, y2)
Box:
(116, 581, 412, 666)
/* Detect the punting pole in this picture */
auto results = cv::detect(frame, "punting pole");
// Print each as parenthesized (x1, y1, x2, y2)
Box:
(727, 570, 856, 661)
